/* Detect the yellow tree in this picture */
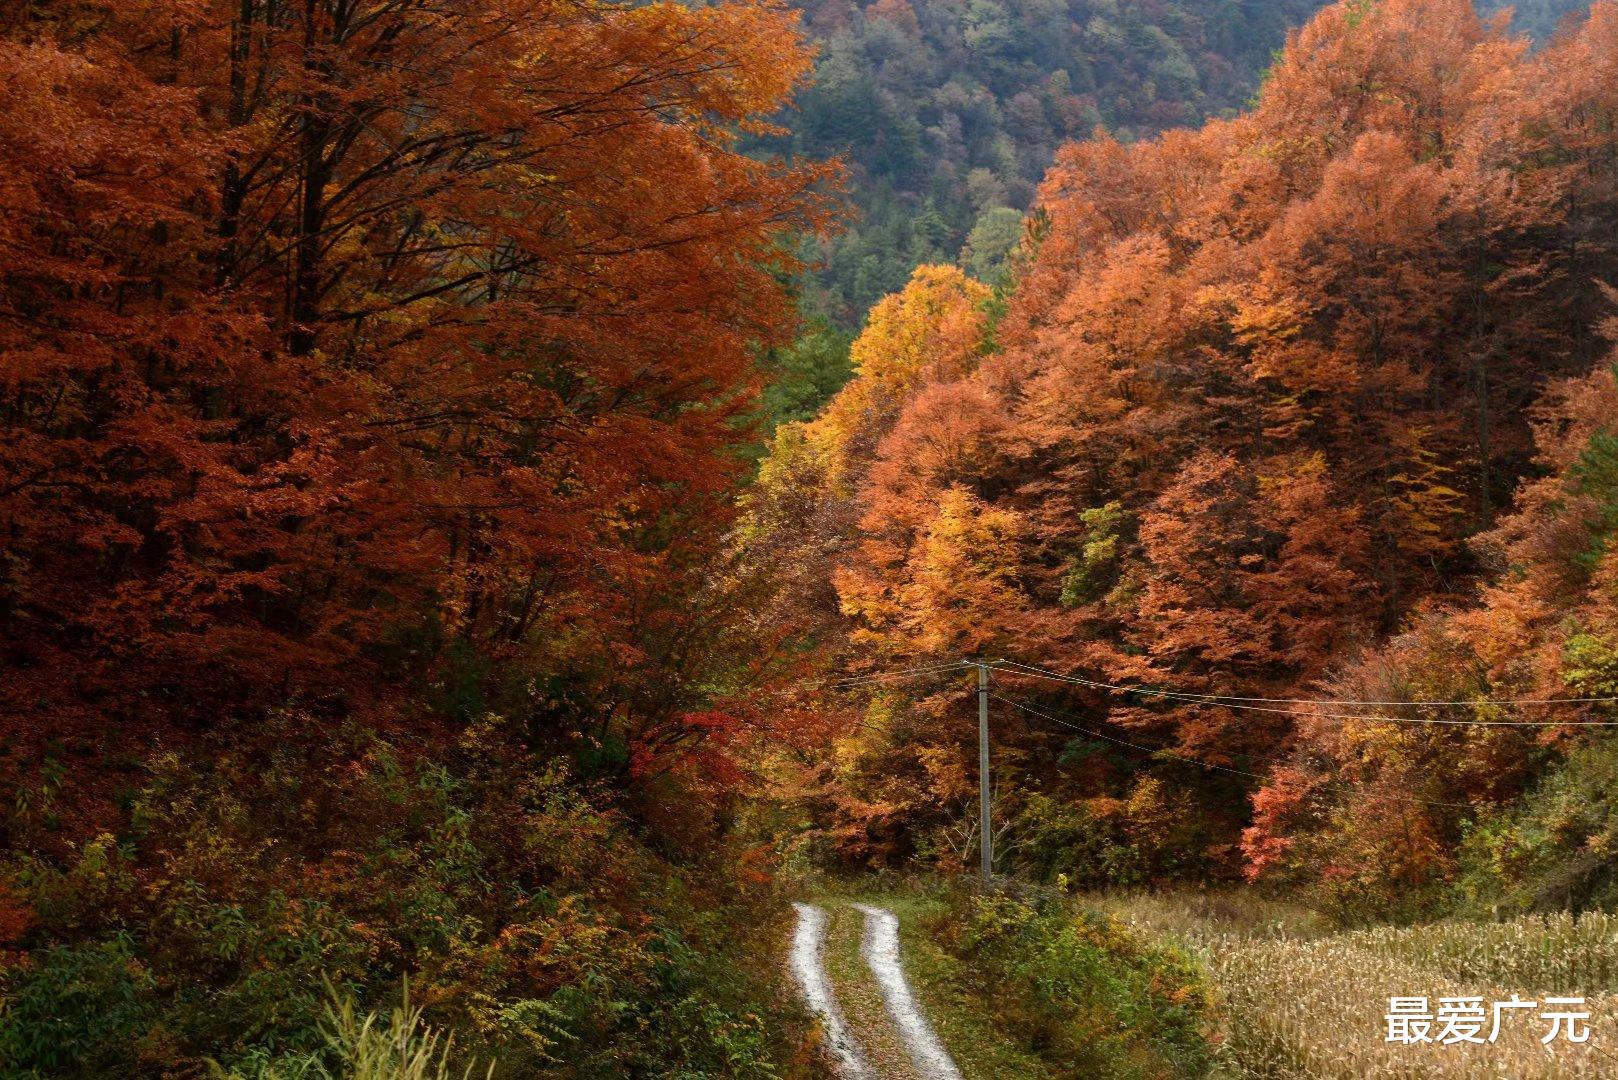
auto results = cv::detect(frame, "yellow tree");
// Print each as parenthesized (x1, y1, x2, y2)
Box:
(794, 264, 991, 491)
(736, 263, 994, 658)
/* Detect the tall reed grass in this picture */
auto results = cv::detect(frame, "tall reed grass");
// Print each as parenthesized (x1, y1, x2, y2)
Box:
(214, 982, 494, 1080)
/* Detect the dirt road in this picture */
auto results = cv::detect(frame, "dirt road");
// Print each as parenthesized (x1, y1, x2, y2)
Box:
(789, 901, 964, 1080)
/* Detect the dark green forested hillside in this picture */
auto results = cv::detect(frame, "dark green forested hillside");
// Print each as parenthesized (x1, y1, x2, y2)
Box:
(1509, 0, 1595, 36)
(761, 0, 1592, 340)
(759, 0, 1321, 326)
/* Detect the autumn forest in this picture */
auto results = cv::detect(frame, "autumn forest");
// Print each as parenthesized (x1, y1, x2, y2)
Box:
(6, 0, 1618, 1076)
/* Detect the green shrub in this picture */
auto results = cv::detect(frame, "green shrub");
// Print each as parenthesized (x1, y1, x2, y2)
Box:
(1013, 792, 1145, 887)
(0, 721, 807, 1078)
(0, 936, 157, 1075)
(1455, 734, 1618, 914)
(933, 887, 1213, 1078)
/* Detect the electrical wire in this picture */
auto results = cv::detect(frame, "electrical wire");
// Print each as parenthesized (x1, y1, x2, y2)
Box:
(830, 660, 973, 686)
(990, 692, 1478, 810)
(804, 660, 1509, 806)
(990, 659, 1618, 727)
(823, 660, 974, 689)
(990, 692, 1276, 782)
(994, 657, 1618, 706)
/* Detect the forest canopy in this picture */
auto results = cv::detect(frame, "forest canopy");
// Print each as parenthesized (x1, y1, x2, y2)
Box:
(0, 0, 837, 1074)
(753, 0, 1618, 917)
(769, 0, 1595, 328)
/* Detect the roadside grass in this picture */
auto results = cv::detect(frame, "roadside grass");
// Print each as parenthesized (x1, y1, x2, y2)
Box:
(1094, 891, 1618, 1079)
(866, 893, 1058, 1080)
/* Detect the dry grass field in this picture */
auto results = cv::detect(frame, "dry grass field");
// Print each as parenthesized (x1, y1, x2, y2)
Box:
(1089, 894, 1618, 1078)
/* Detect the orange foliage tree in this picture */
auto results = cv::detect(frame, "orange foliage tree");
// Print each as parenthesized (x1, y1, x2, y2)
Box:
(1242, 312, 1618, 912)
(761, 0, 1618, 877)
(0, 0, 831, 780)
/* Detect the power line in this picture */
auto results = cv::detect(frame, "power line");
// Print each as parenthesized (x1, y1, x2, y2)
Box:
(805, 656, 1618, 727)
(809, 660, 1488, 859)
(826, 660, 974, 689)
(994, 657, 1618, 706)
(784, 660, 972, 692)
(991, 692, 1276, 783)
(990, 692, 1478, 810)
(990, 659, 1618, 727)
(765, 660, 969, 697)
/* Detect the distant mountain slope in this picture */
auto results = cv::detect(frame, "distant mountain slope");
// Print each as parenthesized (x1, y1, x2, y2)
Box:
(1503, 0, 1594, 37)
(765, 0, 1591, 329)
(761, 0, 1321, 324)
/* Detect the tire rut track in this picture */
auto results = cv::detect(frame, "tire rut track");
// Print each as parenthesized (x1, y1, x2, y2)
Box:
(791, 902, 877, 1079)
(852, 904, 964, 1080)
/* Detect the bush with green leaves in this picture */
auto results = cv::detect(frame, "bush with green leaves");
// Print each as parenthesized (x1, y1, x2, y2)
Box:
(0, 718, 808, 1078)
(1455, 733, 1618, 915)
(930, 886, 1213, 1078)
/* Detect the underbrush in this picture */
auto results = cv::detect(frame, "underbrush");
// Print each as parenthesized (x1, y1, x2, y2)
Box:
(927, 884, 1215, 1078)
(213, 982, 492, 1080)
(0, 715, 809, 1079)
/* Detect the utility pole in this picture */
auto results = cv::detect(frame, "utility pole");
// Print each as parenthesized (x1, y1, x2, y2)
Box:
(977, 661, 992, 882)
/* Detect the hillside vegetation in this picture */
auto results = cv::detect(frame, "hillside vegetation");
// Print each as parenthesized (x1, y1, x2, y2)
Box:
(760, 0, 1321, 324)
(751, 0, 1618, 924)
(0, 0, 830, 1073)
(769, 0, 1596, 336)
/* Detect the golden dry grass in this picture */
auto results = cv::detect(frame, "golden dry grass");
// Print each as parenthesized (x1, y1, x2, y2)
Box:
(1091, 894, 1618, 1078)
